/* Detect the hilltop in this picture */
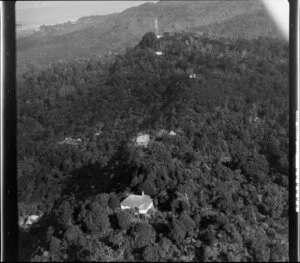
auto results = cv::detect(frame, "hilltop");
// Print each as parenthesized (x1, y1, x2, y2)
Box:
(17, 0, 282, 72)
(18, 31, 288, 262)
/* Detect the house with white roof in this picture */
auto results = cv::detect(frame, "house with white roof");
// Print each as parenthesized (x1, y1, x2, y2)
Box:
(19, 214, 43, 229)
(135, 133, 150, 147)
(120, 192, 154, 214)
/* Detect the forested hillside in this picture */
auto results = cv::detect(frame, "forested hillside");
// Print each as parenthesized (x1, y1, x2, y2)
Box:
(17, 0, 282, 73)
(18, 32, 288, 262)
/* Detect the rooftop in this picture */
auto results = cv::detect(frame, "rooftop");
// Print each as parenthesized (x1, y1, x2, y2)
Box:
(58, 137, 82, 145)
(121, 192, 154, 214)
(135, 133, 150, 147)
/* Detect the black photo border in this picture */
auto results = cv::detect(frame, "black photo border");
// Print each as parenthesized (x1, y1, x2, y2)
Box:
(0, 0, 298, 261)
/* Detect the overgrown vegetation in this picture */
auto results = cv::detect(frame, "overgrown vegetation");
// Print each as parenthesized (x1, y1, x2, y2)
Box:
(18, 31, 288, 262)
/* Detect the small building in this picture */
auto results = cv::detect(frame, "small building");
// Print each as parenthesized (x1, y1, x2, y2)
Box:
(155, 51, 163, 56)
(135, 133, 150, 147)
(220, 152, 232, 163)
(189, 74, 196, 79)
(58, 137, 82, 146)
(196, 31, 205, 36)
(19, 214, 42, 229)
(26, 215, 40, 225)
(156, 129, 177, 138)
(121, 192, 154, 214)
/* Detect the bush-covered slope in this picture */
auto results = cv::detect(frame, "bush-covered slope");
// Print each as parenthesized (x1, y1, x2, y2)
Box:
(18, 32, 288, 262)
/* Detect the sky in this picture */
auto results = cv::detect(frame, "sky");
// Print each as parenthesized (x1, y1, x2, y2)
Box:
(16, 0, 289, 40)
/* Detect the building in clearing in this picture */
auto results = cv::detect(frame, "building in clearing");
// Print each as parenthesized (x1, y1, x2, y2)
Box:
(58, 137, 82, 146)
(155, 51, 163, 56)
(156, 129, 177, 138)
(120, 192, 154, 214)
(19, 214, 42, 229)
(135, 133, 150, 147)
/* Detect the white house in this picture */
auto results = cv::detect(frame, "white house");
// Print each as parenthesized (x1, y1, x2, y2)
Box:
(189, 74, 197, 79)
(135, 133, 150, 147)
(120, 192, 154, 214)
(155, 51, 163, 56)
(26, 215, 40, 225)
(169, 131, 176, 136)
(19, 214, 42, 229)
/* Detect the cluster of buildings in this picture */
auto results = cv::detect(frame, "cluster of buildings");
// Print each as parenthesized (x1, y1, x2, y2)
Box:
(134, 129, 177, 148)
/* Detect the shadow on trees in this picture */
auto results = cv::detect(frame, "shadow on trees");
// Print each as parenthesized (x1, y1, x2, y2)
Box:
(19, 145, 135, 261)
(60, 144, 135, 202)
(18, 213, 59, 262)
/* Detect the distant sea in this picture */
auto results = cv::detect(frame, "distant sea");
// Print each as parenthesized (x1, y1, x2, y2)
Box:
(16, 1, 157, 34)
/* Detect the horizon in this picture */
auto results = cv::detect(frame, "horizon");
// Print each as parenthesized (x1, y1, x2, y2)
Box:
(16, 1, 158, 32)
(16, 0, 288, 41)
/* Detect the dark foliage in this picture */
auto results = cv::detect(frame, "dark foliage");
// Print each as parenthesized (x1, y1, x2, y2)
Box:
(116, 210, 132, 230)
(18, 31, 288, 262)
(132, 223, 154, 249)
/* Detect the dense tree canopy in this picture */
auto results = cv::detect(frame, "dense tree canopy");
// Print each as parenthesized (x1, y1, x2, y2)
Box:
(18, 31, 288, 262)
